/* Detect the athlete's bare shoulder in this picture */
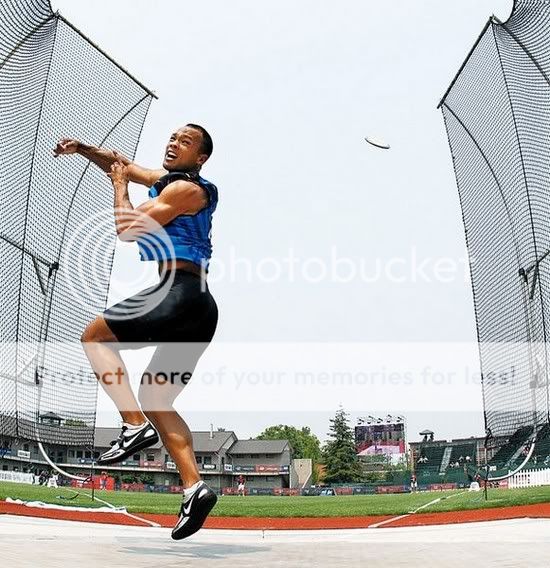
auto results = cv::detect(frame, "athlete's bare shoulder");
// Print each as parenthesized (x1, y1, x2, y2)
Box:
(158, 179, 208, 214)
(126, 163, 167, 187)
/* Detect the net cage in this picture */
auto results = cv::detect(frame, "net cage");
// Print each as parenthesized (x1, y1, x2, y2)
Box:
(0, 0, 155, 449)
(440, 0, 550, 476)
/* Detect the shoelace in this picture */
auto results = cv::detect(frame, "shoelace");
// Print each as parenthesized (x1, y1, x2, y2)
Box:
(109, 426, 128, 447)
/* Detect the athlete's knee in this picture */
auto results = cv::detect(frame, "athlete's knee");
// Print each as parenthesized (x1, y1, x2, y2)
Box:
(141, 368, 192, 389)
(81, 317, 117, 344)
(140, 397, 177, 427)
(142, 408, 175, 425)
(80, 324, 93, 344)
(138, 384, 169, 413)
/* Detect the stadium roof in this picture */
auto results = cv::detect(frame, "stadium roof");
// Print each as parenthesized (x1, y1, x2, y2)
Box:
(0, 414, 93, 445)
(0, 416, 289, 455)
(94, 427, 237, 452)
(192, 430, 237, 453)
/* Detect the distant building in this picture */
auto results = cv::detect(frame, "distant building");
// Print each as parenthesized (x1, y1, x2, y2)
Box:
(0, 424, 293, 492)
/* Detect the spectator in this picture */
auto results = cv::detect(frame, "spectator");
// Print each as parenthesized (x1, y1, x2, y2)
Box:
(237, 475, 246, 497)
(100, 471, 108, 491)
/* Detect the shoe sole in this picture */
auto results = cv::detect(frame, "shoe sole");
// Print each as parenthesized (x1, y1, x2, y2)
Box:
(171, 492, 218, 540)
(97, 433, 160, 466)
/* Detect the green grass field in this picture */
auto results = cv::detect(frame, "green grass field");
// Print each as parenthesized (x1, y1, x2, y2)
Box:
(1, 482, 550, 517)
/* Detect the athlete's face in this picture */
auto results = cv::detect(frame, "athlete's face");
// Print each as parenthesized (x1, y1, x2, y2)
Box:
(163, 127, 208, 171)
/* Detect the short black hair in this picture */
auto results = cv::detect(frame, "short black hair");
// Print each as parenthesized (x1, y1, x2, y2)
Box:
(186, 123, 213, 157)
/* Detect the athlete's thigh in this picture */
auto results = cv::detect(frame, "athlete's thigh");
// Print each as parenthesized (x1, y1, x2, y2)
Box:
(139, 341, 208, 407)
(103, 282, 166, 344)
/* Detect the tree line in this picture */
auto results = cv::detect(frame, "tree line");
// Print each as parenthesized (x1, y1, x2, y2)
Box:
(256, 406, 367, 484)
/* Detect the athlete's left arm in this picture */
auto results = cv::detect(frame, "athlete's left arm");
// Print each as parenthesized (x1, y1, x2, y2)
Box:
(108, 159, 207, 241)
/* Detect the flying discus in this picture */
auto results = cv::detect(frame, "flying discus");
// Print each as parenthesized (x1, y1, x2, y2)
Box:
(365, 136, 390, 150)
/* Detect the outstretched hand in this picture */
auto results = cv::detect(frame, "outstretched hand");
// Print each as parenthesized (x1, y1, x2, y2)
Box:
(53, 138, 79, 157)
(107, 151, 129, 186)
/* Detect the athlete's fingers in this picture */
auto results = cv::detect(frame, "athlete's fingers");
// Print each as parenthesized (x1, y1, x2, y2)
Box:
(53, 139, 74, 156)
(53, 143, 66, 157)
(55, 138, 70, 150)
(112, 150, 124, 165)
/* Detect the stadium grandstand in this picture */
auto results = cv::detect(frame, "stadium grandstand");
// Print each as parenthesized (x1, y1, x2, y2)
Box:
(410, 431, 480, 485)
(410, 425, 550, 485)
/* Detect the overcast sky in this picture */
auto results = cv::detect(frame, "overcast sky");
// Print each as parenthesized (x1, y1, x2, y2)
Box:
(53, 0, 514, 443)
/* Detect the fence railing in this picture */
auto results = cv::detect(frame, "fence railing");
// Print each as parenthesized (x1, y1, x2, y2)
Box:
(509, 468, 550, 489)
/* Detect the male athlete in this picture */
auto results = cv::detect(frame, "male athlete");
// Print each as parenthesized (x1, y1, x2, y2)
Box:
(54, 124, 219, 540)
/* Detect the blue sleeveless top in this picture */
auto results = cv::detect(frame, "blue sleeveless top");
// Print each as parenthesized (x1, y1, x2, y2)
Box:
(137, 171, 218, 270)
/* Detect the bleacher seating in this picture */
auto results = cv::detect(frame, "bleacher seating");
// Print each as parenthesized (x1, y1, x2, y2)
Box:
(438, 443, 476, 483)
(448, 443, 476, 467)
(529, 424, 550, 468)
(414, 441, 478, 484)
(489, 425, 533, 469)
(415, 446, 447, 480)
(444, 468, 470, 484)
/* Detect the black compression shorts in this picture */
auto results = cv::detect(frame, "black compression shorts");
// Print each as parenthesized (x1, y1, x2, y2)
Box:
(103, 269, 218, 345)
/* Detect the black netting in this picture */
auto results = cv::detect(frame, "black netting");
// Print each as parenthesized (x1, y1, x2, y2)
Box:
(440, 0, 550, 471)
(0, 0, 154, 446)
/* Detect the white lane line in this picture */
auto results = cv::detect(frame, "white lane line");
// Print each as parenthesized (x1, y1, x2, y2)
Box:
(83, 492, 161, 528)
(369, 514, 411, 528)
(120, 510, 161, 528)
(369, 491, 468, 529)
(410, 496, 443, 514)
(6, 495, 161, 528)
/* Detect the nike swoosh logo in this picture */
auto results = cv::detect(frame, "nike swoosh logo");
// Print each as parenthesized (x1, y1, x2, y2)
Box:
(183, 487, 208, 515)
(183, 487, 212, 515)
(121, 431, 144, 449)
(121, 425, 157, 449)
(183, 492, 198, 515)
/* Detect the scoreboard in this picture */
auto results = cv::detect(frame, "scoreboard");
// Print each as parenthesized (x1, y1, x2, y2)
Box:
(355, 419, 406, 455)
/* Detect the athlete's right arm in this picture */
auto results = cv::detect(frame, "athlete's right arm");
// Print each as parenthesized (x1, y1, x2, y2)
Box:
(53, 138, 167, 187)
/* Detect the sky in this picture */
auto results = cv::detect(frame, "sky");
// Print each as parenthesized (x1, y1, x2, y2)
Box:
(52, 0, 514, 443)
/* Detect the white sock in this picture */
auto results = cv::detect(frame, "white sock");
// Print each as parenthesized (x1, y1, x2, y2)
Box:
(123, 421, 146, 431)
(183, 480, 202, 499)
